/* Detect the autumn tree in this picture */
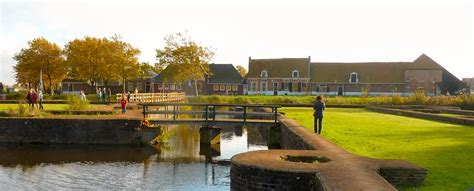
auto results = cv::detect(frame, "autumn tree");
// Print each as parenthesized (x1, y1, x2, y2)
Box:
(109, 36, 141, 93)
(236, 65, 247, 77)
(13, 37, 66, 94)
(156, 33, 214, 96)
(65, 36, 141, 93)
(138, 62, 162, 80)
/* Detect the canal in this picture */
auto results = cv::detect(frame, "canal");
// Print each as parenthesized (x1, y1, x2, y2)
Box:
(0, 125, 270, 190)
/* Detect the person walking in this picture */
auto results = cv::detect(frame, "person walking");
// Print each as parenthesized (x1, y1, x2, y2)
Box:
(31, 90, 38, 109)
(98, 88, 102, 102)
(38, 90, 44, 110)
(313, 96, 326, 134)
(80, 90, 87, 101)
(26, 89, 33, 107)
(127, 91, 131, 103)
(102, 88, 106, 103)
(120, 96, 127, 114)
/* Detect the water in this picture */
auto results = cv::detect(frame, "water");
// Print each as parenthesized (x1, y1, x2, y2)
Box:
(0, 125, 269, 190)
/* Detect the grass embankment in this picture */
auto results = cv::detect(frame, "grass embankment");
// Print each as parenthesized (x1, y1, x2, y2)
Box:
(280, 107, 474, 191)
(0, 104, 102, 111)
(189, 95, 474, 110)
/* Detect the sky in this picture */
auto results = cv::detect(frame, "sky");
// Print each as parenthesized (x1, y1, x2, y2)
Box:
(0, 0, 473, 85)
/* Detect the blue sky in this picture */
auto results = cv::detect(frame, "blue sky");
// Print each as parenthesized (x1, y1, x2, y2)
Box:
(1, 0, 473, 85)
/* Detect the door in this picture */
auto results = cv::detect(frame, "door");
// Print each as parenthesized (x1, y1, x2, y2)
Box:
(337, 85, 344, 96)
(273, 82, 278, 95)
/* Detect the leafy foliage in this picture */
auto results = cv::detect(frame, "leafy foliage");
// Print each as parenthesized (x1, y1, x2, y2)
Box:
(156, 32, 214, 96)
(13, 37, 66, 94)
(235, 65, 247, 77)
(66, 95, 90, 110)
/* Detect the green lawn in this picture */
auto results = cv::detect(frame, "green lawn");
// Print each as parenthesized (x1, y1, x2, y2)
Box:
(0, 104, 102, 111)
(280, 107, 474, 191)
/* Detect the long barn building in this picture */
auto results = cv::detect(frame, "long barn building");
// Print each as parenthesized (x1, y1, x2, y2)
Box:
(246, 54, 463, 96)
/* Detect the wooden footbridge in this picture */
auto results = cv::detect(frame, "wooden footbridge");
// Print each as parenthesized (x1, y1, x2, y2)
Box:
(116, 92, 186, 103)
(139, 103, 281, 127)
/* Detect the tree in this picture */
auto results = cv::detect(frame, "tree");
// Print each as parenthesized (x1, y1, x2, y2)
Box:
(109, 36, 141, 93)
(65, 37, 110, 92)
(156, 33, 214, 96)
(0, 82, 4, 93)
(65, 36, 141, 93)
(13, 37, 66, 94)
(236, 65, 247, 77)
(138, 62, 162, 80)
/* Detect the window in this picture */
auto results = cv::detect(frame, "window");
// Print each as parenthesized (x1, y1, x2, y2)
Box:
(176, 84, 182, 90)
(260, 70, 268, 78)
(232, 85, 238, 91)
(292, 70, 300, 78)
(261, 82, 267, 91)
(350, 72, 358, 83)
(128, 82, 134, 91)
(170, 84, 175, 90)
(292, 82, 298, 92)
(137, 82, 143, 91)
(226, 85, 231, 91)
(213, 85, 219, 91)
(220, 84, 225, 91)
(319, 84, 327, 92)
(68, 83, 73, 91)
(282, 81, 289, 91)
(250, 82, 257, 91)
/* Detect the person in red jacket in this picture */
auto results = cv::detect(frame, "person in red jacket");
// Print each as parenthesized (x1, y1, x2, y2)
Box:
(120, 96, 127, 114)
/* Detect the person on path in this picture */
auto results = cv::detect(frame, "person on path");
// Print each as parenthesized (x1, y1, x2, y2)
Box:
(102, 88, 106, 103)
(120, 96, 127, 114)
(127, 91, 131, 103)
(26, 89, 32, 107)
(38, 90, 44, 110)
(31, 90, 38, 109)
(80, 90, 86, 101)
(313, 96, 326, 134)
(98, 88, 102, 102)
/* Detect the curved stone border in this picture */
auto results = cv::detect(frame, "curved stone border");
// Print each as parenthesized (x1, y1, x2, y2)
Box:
(231, 111, 427, 191)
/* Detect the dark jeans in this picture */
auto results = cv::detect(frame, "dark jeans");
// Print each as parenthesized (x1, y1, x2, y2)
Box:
(314, 115, 323, 134)
(39, 99, 43, 110)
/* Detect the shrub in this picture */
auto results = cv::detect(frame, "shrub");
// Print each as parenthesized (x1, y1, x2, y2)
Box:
(408, 90, 428, 105)
(5, 91, 27, 100)
(66, 95, 90, 110)
(391, 94, 404, 105)
(4, 101, 47, 117)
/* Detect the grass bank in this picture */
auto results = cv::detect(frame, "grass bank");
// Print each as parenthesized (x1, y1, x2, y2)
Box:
(0, 104, 102, 111)
(280, 107, 473, 191)
(188, 95, 474, 110)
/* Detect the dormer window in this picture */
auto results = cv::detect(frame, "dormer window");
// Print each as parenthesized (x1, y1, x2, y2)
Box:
(260, 70, 268, 78)
(292, 70, 300, 78)
(350, 72, 358, 83)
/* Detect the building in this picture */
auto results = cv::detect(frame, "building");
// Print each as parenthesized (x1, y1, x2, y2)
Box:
(246, 57, 311, 95)
(154, 63, 244, 95)
(462, 78, 474, 94)
(205, 64, 244, 95)
(246, 54, 463, 96)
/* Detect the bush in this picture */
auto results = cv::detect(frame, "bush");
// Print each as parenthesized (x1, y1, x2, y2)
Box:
(4, 101, 47, 117)
(391, 94, 404, 105)
(5, 91, 27, 100)
(408, 90, 428, 105)
(66, 95, 90, 110)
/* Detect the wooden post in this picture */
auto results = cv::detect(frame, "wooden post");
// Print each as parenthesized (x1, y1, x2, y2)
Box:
(243, 106, 247, 124)
(173, 105, 176, 121)
(205, 105, 209, 124)
(212, 105, 216, 123)
(274, 107, 278, 126)
(142, 104, 146, 119)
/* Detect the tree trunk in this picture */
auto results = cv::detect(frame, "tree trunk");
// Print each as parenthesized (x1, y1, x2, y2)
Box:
(194, 80, 199, 96)
(48, 76, 53, 95)
(123, 78, 126, 93)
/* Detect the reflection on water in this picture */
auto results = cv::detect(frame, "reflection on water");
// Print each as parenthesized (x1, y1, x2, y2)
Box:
(0, 125, 268, 190)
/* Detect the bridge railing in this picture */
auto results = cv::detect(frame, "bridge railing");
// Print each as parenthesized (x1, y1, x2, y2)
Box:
(115, 92, 186, 103)
(139, 103, 281, 126)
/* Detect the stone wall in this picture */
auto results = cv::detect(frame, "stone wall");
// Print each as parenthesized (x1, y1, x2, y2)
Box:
(231, 112, 428, 191)
(0, 117, 159, 144)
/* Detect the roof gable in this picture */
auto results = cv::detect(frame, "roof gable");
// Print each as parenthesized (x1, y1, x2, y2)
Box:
(208, 64, 244, 84)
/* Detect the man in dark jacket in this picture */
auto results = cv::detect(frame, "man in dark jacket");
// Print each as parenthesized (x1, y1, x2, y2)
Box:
(313, 96, 325, 134)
